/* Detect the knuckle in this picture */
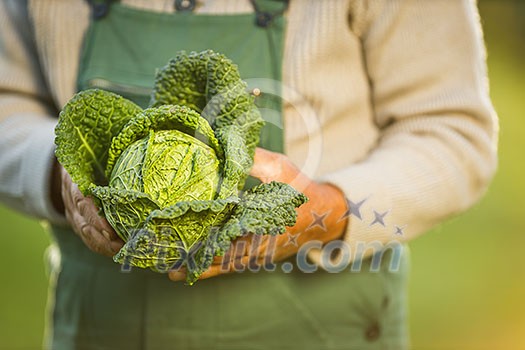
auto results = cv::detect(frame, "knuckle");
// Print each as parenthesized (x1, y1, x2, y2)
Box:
(77, 225, 110, 256)
(88, 240, 110, 256)
(72, 191, 85, 206)
(77, 200, 96, 218)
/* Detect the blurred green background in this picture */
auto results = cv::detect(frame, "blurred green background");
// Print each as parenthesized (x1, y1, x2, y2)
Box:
(0, 1, 524, 349)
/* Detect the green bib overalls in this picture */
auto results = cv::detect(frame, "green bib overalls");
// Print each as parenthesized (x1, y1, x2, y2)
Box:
(47, 1, 409, 349)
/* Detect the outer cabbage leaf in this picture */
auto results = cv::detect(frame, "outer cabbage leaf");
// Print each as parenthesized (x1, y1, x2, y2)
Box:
(191, 182, 309, 284)
(55, 89, 142, 194)
(150, 50, 264, 159)
(215, 125, 253, 198)
(150, 50, 213, 111)
(90, 185, 160, 241)
(216, 181, 309, 254)
(106, 105, 222, 177)
(204, 82, 264, 156)
(113, 198, 239, 284)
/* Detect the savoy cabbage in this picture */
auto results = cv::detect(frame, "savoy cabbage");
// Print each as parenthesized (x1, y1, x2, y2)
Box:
(55, 50, 307, 284)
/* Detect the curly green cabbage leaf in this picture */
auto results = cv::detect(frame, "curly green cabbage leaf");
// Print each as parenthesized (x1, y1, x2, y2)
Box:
(55, 50, 307, 284)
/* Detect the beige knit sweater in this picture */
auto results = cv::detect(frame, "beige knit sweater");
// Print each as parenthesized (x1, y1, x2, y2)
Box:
(0, 0, 498, 254)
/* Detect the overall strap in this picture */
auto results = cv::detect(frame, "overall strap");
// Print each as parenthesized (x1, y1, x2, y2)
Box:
(250, 0, 289, 28)
(85, 0, 290, 22)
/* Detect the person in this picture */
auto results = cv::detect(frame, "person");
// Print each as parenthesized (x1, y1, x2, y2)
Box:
(0, 0, 498, 349)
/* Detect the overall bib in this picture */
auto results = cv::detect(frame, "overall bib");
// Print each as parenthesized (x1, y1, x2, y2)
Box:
(48, 1, 409, 349)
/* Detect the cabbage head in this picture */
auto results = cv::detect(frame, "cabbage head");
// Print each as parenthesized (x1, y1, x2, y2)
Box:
(54, 51, 307, 284)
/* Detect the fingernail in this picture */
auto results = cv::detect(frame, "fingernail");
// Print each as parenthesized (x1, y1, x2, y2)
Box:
(110, 241, 124, 254)
(169, 271, 186, 281)
(102, 230, 111, 241)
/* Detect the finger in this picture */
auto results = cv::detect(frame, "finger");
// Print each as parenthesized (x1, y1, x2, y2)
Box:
(109, 240, 124, 252)
(64, 193, 120, 251)
(75, 224, 118, 256)
(199, 264, 229, 280)
(60, 166, 71, 191)
(79, 224, 119, 257)
(60, 168, 123, 256)
(199, 251, 239, 280)
(199, 254, 268, 280)
(212, 254, 226, 265)
(77, 197, 120, 242)
(209, 234, 265, 267)
(168, 268, 187, 282)
(70, 183, 85, 206)
(61, 168, 79, 207)
(209, 234, 249, 266)
(61, 178, 75, 211)
(70, 208, 118, 256)
(61, 167, 118, 238)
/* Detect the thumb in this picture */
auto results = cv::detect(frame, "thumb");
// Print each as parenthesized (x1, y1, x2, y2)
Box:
(250, 148, 285, 183)
(250, 148, 313, 192)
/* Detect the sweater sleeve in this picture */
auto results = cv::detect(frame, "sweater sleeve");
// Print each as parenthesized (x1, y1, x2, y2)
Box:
(318, 0, 498, 255)
(0, 1, 66, 225)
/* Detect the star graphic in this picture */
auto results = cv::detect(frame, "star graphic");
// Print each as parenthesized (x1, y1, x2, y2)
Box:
(393, 225, 407, 236)
(307, 211, 328, 232)
(369, 210, 389, 227)
(340, 197, 367, 222)
(284, 232, 300, 247)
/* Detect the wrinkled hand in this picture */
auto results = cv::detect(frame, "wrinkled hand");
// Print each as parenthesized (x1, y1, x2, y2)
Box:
(58, 162, 123, 257)
(169, 148, 349, 281)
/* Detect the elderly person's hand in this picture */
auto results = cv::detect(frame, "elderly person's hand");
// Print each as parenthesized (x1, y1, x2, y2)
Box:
(55, 161, 123, 257)
(169, 148, 349, 281)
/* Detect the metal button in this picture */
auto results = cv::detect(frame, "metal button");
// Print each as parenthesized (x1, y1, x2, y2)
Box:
(174, 0, 196, 12)
(92, 3, 109, 20)
(364, 323, 381, 341)
(255, 12, 273, 28)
